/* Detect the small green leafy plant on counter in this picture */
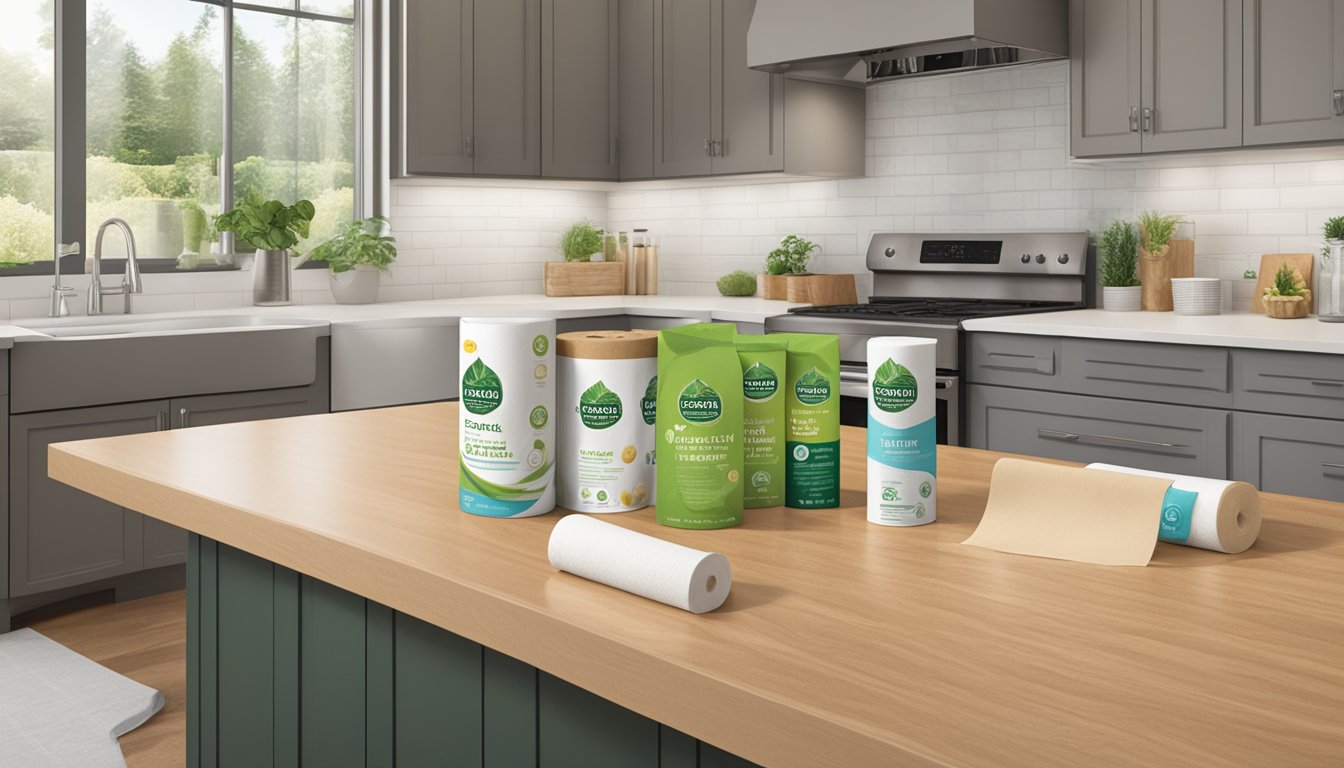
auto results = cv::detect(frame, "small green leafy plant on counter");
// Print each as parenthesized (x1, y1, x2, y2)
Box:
(1097, 219, 1140, 287)
(765, 235, 820, 275)
(716, 269, 757, 296)
(1323, 215, 1344, 258)
(1263, 263, 1311, 301)
(306, 217, 398, 274)
(559, 220, 604, 262)
(1136, 210, 1183, 251)
(214, 196, 315, 253)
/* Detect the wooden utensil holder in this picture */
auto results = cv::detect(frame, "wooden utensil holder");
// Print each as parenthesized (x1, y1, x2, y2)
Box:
(544, 262, 626, 297)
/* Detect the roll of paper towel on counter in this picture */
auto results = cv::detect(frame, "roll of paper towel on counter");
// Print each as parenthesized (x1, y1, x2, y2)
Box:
(1084, 464, 1262, 554)
(548, 514, 732, 613)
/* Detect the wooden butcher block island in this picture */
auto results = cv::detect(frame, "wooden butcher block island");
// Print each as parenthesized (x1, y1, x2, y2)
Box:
(49, 403, 1344, 767)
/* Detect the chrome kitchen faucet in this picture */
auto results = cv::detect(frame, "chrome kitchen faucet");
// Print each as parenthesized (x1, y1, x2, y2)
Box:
(89, 218, 144, 315)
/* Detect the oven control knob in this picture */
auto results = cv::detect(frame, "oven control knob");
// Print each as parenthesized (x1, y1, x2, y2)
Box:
(1020, 253, 1031, 263)
(1035, 253, 1046, 264)
(1057, 253, 1070, 264)
(884, 247, 895, 258)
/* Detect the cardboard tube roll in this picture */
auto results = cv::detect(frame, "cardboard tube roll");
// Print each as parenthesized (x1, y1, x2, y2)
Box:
(1085, 464, 1262, 554)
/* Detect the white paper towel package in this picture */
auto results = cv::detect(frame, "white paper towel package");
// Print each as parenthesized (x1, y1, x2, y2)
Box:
(1084, 463, 1262, 553)
(548, 514, 733, 613)
(458, 317, 556, 518)
(866, 337, 938, 526)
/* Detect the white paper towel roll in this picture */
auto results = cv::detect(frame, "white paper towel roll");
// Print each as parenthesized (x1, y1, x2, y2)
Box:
(547, 515, 733, 613)
(1084, 463, 1262, 554)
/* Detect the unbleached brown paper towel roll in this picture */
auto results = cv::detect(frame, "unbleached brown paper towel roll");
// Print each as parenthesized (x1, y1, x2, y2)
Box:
(962, 458, 1173, 566)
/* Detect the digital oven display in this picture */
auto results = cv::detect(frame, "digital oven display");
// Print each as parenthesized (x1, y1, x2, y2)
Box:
(919, 240, 1003, 264)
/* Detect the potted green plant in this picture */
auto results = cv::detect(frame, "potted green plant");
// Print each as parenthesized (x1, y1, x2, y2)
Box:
(176, 199, 208, 269)
(1262, 263, 1312, 319)
(306, 216, 397, 304)
(214, 197, 315, 306)
(1097, 219, 1140, 311)
(762, 235, 820, 300)
(715, 269, 757, 297)
(545, 219, 625, 296)
(1320, 215, 1344, 322)
(1135, 210, 1185, 311)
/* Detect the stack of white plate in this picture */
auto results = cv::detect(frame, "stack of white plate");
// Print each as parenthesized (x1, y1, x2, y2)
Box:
(1171, 277, 1222, 315)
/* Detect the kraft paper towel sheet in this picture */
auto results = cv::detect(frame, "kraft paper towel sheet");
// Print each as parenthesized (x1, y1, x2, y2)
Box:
(962, 458, 1173, 566)
(548, 514, 732, 613)
(1084, 463, 1262, 554)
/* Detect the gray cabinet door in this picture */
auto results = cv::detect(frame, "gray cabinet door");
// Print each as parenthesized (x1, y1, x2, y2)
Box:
(1243, 0, 1344, 145)
(1061, 338, 1233, 408)
(619, 0, 655, 180)
(9, 401, 167, 597)
(966, 384, 1230, 479)
(1140, 0, 1243, 153)
(475, 0, 542, 176)
(1233, 412, 1344, 502)
(653, 0, 715, 177)
(542, 0, 619, 179)
(143, 387, 329, 568)
(1070, 0, 1143, 157)
(713, 0, 783, 174)
(402, 0, 474, 175)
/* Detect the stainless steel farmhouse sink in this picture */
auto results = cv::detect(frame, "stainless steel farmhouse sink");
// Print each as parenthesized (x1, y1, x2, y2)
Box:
(9, 314, 330, 413)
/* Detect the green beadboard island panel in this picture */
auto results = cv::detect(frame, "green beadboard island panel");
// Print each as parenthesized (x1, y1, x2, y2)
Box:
(188, 535, 758, 768)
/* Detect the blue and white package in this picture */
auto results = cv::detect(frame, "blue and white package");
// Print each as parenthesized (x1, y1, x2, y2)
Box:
(866, 337, 937, 526)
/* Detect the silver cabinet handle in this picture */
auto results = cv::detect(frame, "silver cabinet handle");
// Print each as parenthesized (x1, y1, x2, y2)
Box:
(1323, 462, 1344, 471)
(1335, 90, 1344, 116)
(1037, 428, 1185, 451)
(465, 136, 474, 158)
(1142, 106, 1154, 133)
(1310, 379, 1344, 388)
(1129, 106, 1140, 133)
(180, 407, 190, 428)
(985, 351, 1054, 375)
(716, 138, 726, 157)
(704, 138, 712, 156)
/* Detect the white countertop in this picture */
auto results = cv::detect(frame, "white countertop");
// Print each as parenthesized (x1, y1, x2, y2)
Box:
(962, 309, 1344, 355)
(0, 294, 805, 342)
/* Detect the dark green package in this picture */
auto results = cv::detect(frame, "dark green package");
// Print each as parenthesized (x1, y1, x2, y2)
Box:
(771, 333, 841, 508)
(735, 335, 787, 508)
(655, 323, 744, 528)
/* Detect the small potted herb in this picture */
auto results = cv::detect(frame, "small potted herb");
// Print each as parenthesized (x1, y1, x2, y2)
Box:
(1097, 219, 1140, 311)
(716, 269, 757, 297)
(1320, 215, 1344, 322)
(214, 196, 315, 306)
(1262, 263, 1312, 319)
(1136, 210, 1186, 311)
(306, 217, 397, 304)
(545, 219, 625, 296)
(762, 235, 820, 300)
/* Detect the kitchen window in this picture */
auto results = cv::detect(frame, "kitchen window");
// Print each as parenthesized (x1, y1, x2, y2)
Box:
(0, 0, 364, 276)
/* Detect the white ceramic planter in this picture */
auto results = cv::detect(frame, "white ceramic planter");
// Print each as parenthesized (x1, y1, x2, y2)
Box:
(330, 266, 381, 305)
(1102, 285, 1141, 311)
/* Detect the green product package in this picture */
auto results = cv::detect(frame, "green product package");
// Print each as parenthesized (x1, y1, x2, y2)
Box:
(735, 335, 787, 508)
(655, 323, 744, 529)
(772, 333, 841, 508)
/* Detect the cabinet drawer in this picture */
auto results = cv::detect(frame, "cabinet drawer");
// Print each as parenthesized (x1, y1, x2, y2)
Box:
(966, 334, 1062, 390)
(967, 384, 1229, 478)
(1233, 349, 1344, 420)
(1233, 412, 1344, 503)
(1062, 339, 1231, 407)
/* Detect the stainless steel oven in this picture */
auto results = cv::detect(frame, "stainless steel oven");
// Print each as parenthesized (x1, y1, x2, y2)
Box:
(766, 231, 1092, 446)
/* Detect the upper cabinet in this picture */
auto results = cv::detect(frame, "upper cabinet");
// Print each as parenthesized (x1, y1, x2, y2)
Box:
(399, 0, 540, 177)
(542, 0, 619, 179)
(1243, 0, 1344, 146)
(1073, 0, 1344, 156)
(398, 0, 862, 181)
(1070, 0, 1242, 157)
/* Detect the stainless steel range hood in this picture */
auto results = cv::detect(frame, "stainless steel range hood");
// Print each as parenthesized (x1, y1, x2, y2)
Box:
(747, 0, 1069, 86)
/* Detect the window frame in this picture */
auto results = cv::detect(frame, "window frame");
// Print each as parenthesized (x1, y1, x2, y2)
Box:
(13, 0, 365, 277)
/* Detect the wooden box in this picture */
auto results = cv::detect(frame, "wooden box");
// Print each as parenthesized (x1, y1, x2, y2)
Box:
(783, 274, 858, 306)
(544, 262, 625, 297)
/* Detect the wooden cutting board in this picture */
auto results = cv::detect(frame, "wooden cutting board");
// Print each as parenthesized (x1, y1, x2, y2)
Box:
(1253, 253, 1315, 313)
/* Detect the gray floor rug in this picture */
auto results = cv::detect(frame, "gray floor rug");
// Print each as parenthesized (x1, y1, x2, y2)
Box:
(0, 628, 164, 767)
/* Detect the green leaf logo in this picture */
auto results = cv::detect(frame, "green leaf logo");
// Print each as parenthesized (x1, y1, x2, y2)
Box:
(578, 380, 623, 429)
(677, 379, 722, 424)
(872, 358, 918, 413)
(641, 376, 658, 425)
(461, 358, 503, 415)
(793, 367, 832, 406)
(742, 362, 779, 402)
